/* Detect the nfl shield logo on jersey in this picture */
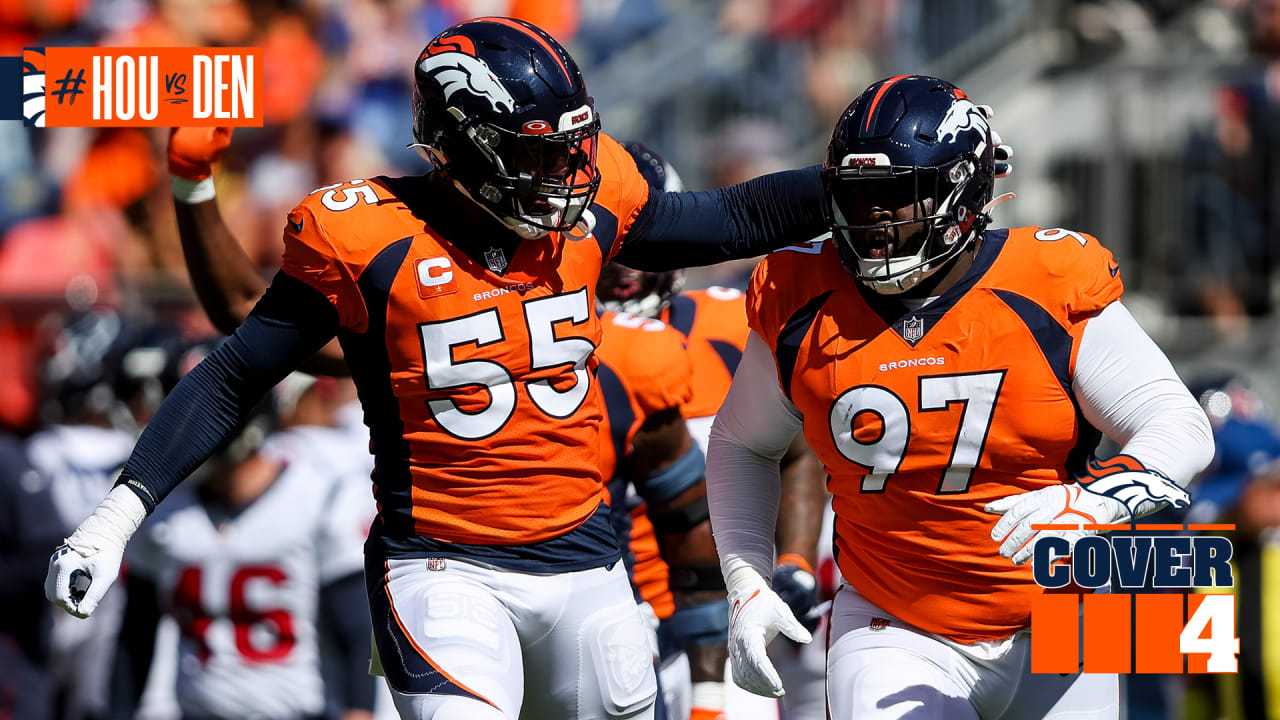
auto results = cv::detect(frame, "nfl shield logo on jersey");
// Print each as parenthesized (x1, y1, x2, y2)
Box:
(903, 316, 924, 343)
(484, 247, 508, 273)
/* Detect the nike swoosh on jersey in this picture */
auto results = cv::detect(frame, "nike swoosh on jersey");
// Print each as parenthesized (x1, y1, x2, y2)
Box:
(290, 218, 304, 232)
(1108, 263, 1119, 277)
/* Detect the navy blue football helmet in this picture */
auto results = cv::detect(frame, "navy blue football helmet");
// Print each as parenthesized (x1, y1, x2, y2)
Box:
(823, 75, 996, 294)
(596, 142, 685, 317)
(411, 17, 600, 238)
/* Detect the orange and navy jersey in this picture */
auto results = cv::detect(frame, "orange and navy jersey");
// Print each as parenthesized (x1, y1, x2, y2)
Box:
(660, 287, 750, 421)
(747, 227, 1124, 643)
(278, 133, 651, 568)
(595, 310, 694, 619)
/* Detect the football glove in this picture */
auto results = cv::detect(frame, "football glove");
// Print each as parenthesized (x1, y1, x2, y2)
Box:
(975, 104, 1013, 179)
(45, 486, 147, 618)
(986, 456, 1191, 566)
(771, 556, 819, 632)
(726, 567, 811, 698)
(168, 126, 232, 180)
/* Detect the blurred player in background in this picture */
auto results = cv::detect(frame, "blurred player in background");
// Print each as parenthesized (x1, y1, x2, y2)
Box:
(116, 346, 376, 720)
(47, 16, 837, 720)
(1179, 373, 1280, 720)
(600, 144, 828, 720)
(707, 75, 1214, 718)
(27, 311, 147, 720)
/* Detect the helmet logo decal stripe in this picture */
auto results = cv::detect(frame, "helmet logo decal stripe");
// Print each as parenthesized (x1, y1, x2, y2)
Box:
(864, 74, 911, 132)
(475, 16, 574, 84)
(418, 53, 517, 114)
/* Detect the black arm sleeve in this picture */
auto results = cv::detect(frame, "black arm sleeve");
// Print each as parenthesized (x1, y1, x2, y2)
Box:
(319, 571, 377, 713)
(614, 165, 827, 271)
(115, 272, 339, 511)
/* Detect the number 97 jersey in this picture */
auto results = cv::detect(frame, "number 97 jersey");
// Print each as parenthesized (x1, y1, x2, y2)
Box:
(746, 227, 1123, 644)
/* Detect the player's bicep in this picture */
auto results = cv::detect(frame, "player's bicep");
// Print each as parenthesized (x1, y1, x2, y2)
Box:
(630, 408, 705, 506)
(711, 330, 802, 461)
(1071, 302, 1213, 485)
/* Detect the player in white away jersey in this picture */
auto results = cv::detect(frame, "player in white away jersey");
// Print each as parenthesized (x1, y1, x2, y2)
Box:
(118, 389, 377, 720)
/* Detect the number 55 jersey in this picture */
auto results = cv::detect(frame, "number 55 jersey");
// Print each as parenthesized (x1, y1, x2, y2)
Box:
(746, 227, 1123, 644)
(279, 133, 652, 569)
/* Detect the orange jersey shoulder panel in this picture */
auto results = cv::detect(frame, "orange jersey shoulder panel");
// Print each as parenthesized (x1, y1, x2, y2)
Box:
(592, 133, 652, 260)
(596, 311, 694, 472)
(280, 177, 428, 333)
(661, 287, 751, 420)
(747, 230, 1123, 642)
(595, 312, 692, 620)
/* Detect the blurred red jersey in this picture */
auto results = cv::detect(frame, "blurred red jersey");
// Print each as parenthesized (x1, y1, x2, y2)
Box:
(747, 227, 1123, 643)
(279, 133, 650, 553)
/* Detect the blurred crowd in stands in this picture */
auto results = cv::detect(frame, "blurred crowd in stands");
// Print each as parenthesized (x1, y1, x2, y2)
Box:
(5, 2, 1280, 719)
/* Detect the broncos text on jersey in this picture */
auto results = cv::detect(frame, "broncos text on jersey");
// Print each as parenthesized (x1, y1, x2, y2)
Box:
(747, 226, 1124, 643)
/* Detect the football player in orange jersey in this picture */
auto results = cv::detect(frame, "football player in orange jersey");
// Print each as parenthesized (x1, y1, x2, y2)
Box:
(705, 75, 1214, 719)
(601, 144, 828, 720)
(45, 17, 844, 720)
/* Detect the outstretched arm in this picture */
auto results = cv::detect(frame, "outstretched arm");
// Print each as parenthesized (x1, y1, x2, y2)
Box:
(46, 272, 339, 618)
(169, 128, 348, 376)
(615, 166, 827, 271)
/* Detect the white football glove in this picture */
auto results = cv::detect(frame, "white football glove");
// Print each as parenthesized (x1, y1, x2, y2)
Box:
(986, 465, 1191, 566)
(725, 567, 812, 698)
(976, 104, 1013, 179)
(45, 485, 147, 618)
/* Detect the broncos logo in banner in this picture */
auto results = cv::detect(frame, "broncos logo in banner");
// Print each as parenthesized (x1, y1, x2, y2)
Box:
(418, 34, 516, 115)
(935, 98, 989, 145)
(23, 47, 46, 127)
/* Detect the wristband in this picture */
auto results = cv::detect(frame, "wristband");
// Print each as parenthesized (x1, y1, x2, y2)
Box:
(171, 175, 216, 204)
(776, 553, 813, 575)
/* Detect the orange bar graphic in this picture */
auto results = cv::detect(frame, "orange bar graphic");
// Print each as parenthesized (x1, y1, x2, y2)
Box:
(1134, 524, 1184, 531)
(1187, 524, 1236, 532)
(1083, 594, 1131, 673)
(1031, 593, 1079, 674)
(1135, 594, 1183, 673)
(41, 47, 263, 127)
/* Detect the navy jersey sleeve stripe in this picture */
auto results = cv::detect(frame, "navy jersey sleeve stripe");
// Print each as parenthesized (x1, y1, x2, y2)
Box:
(991, 289, 1073, 395)
(665, 295, 697, 337)
(775, 291, 834, 400)
(708, 339, 743, 376)
(346, 238, 414, 538)
(590, 203, 619, 264)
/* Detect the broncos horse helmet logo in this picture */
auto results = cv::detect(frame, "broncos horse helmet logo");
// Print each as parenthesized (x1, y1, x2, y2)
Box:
(1077, 454, 1192, 517)
(418, 50, 516, 116)
(935, 98, 989, 145)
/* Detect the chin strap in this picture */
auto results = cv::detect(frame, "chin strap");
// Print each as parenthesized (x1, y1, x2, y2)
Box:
(981, 192, 1016, 217)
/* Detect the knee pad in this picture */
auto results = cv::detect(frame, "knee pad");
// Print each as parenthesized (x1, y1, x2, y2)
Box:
(581, 605, 659, 717)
